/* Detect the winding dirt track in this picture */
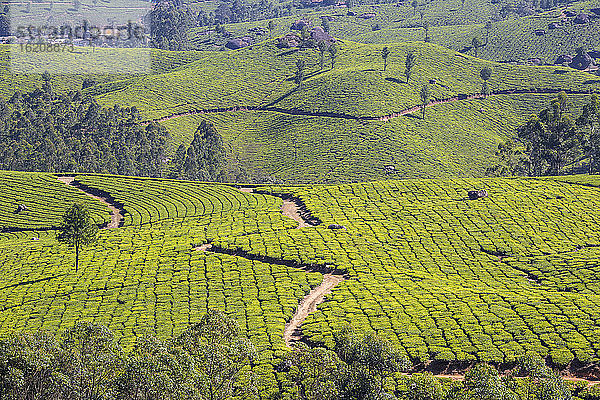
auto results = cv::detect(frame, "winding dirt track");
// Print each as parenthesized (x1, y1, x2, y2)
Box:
(284, 273, 346, 346)
(146, 89, 596, 124)
(57, 176, 124, 229)
(233, 187, 348, 346)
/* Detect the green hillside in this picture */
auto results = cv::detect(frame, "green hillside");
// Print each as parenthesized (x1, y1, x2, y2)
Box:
(2, 172, 600, 372)
(87, 40, 599, 182)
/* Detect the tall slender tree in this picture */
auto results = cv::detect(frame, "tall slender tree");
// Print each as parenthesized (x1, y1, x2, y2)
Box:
(318, 40, 328, 70)
(419, 84, 431, 119)
(328, 42, 338, 69)
(480, 66, 492, 96)
(381, 46, 390, 71)
(485, 21, 493, 45)
(405, 51, 416, 83)
(295, 59, 306, 88)
(472, 37, 482, 57)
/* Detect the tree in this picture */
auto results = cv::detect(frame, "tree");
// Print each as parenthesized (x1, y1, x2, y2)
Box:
(423, 21, 430, 42)
(295, 59, 306, 88)
(576, 94, 600, 173)
(318, 40, 328, 70)
(517, 92, 580, 176)
(268, 20, 276, 36)
(328, 42, 338, 69)
(59, 322, 123, 399)
(480, 66, 492, 96)
(322, 18, 330, 33)
(381, 46, 390, 71)
(175, 309, 257, 400)
(181, 120, 226, 181)
(411, 0, 418, 16)
(334, 327, 410, 400)
(405, 51, 416, 83)
(0, 5, 9, 37)
(419, 84, 430, 119)
(485, 140, 527, 176)
(485, 21, 493, 45)
(283, 344, 343, 400)
(407, 373, 444, 400)
(149, 0, 194, 50)
(57, 203, 98, 273)
(463, 363, 517, 400)
(472, 37, 482, 57)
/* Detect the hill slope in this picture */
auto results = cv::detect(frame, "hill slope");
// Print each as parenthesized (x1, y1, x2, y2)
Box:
(91, 40, 600, 182)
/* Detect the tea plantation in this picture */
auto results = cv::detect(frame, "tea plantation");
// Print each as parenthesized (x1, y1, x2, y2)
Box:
(3, 172, 600, 373)
(227, 177, 600, 366)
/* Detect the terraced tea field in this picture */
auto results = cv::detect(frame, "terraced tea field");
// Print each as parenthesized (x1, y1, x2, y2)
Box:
(3, 172, 600, 376)
(0, 171, 110, 231)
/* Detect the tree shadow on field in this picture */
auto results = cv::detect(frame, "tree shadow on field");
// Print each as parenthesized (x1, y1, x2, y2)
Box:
(303, 69, 328, 80)
(385, 77, 403, 84)
(362, 68, 377, 72)
(264, 88, 296, 107)
(278, 49, 299, 56)
(553, 69, 569, 74)
(405, 113, 421, 119)
(584, 79, 600, 85)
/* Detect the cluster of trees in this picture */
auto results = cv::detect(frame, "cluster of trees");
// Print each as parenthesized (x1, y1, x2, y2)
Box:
(0, 4, 8, 37)
(0, 312, 580, 400)
(148, 0, 289, 50)
(293, 39, 338, 88)
(378, 48, 434, 119)
(0, 75, 169, 176)
(198, 0, 288, 26)
(0, 310, 257, 400)
(487, 93, 600, 176)
(148, 0, 195, 50)
(169, 120, 226, 181)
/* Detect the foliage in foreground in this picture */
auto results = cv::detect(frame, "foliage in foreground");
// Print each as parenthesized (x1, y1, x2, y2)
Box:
(0, 310, 257, 400)
(0, 317, 586, 400)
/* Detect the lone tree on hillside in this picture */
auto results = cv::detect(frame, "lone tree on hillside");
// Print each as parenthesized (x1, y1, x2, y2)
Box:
(411, 0, 418, 16)
(420, 84, 431, 119)
(472, 37, 482, 57)
(328, 42, 338, 69)
(485, 21, 493, 45)
(381, 46, 390, 71)
(405, 51, 416, 83)
(57, 203, 98, 273)
(423, 21, 431, 42)
(295, 59, 306, 88)
(480, 66, 492, 96)
(268, 20, 276, 36)
(318, 40, 328, 70)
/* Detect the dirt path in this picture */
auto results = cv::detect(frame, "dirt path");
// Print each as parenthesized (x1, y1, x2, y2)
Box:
(57, 176, 123, 229)
(146, 89, 594, 125)
(284, 273, 346, 347)
(238, 187, 315, 229)
(223, 187, 344, 346)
